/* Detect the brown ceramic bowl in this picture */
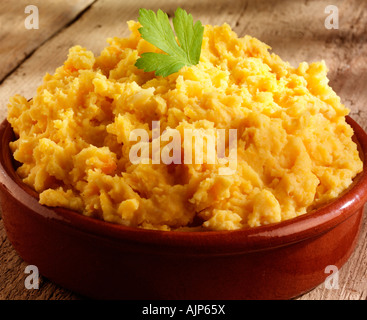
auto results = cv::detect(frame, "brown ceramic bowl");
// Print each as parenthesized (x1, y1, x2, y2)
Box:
(1, 116, 367, 300)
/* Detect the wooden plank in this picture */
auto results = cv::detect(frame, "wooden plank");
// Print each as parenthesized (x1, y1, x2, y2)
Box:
(0, 0, 95, 83)
(0, 0, 366, 300)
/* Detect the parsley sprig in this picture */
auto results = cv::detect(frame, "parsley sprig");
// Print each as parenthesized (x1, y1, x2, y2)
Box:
(135, 8, 204, 77)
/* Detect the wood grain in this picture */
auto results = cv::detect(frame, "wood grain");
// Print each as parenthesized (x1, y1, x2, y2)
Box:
(0, 0, 366, 300)
(0, 0, 95, 83)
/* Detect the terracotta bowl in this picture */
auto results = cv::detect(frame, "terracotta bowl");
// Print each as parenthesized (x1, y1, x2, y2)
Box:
(1, 116, 367, 300)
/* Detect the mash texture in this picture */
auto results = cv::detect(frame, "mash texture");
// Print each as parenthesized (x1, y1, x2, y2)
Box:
(7, 22, 363, 231)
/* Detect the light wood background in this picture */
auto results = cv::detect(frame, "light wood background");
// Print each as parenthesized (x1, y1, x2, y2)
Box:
(0, 0, 366, 300)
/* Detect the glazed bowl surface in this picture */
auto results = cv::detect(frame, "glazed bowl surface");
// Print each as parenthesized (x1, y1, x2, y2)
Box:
(1, 116, 367, 300)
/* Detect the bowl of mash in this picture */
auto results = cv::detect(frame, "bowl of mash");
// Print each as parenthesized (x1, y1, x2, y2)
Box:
(1, 20, 367, 300)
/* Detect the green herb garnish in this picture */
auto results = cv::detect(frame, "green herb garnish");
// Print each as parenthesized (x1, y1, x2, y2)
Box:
(135, 8, 204, 77)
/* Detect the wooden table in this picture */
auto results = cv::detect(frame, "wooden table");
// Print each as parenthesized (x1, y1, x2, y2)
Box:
(0, 0, 366, 300)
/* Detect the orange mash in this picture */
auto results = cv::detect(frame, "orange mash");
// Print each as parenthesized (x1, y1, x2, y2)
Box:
(7, 21, 363, 230)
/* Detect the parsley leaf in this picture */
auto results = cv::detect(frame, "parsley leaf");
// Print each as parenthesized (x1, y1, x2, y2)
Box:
(135, 8, 204, 77)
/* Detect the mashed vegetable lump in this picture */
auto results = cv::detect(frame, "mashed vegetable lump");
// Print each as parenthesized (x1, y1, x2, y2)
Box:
(7, 21, 363, 231)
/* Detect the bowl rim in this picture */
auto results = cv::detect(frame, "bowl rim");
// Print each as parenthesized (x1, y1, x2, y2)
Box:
(1, 116, 367, 254)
